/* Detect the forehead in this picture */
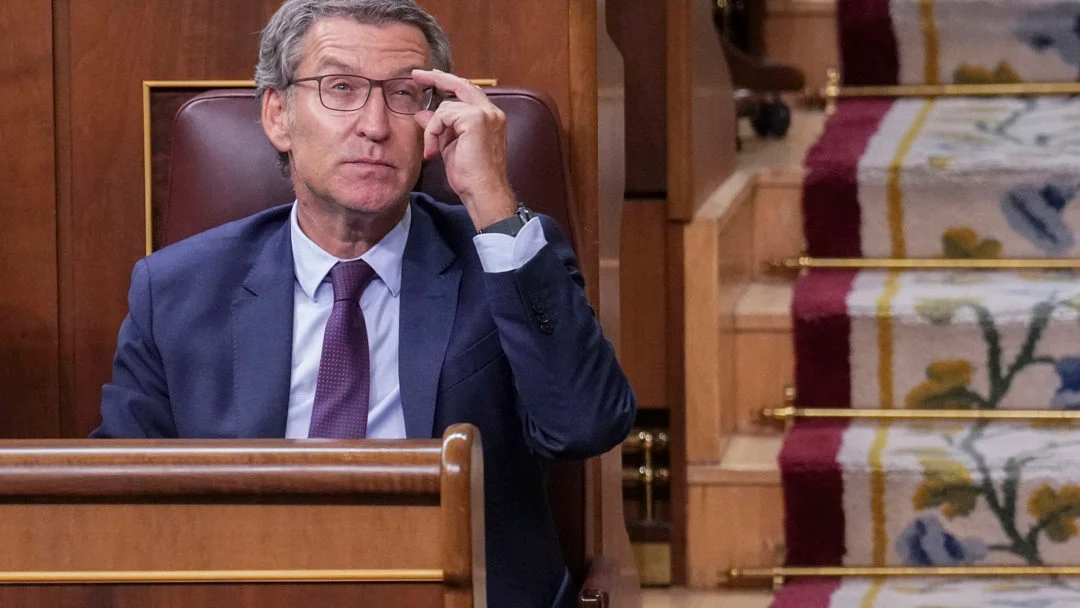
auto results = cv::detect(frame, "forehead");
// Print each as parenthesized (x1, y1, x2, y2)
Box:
(297, 17, 432, 75)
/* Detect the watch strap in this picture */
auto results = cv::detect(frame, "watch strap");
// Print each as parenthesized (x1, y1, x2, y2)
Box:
(478, 204, 532, 236)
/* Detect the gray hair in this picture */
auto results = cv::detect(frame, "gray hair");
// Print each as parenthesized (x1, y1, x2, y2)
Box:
(254, 0, 452, 171)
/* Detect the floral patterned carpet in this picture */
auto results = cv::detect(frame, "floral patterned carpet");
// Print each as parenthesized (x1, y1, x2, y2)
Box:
(773, 578, 1080, 607)
(838, 0, 1080, 87)
(774, 0, 1080, 604)
(803, 97, 1080, 260)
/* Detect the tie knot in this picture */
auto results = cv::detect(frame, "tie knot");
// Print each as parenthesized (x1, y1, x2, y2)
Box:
(328, 259, 376, 303)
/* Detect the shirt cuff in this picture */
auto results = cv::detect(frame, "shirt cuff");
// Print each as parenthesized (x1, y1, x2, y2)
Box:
(472, 217, 548, 273)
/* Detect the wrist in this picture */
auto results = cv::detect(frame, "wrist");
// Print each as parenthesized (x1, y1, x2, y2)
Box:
(477, 202, 533, 236)
(465, 188, 517, 230)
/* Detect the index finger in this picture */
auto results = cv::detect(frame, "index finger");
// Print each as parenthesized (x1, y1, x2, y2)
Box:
(412, 69, 488, 105)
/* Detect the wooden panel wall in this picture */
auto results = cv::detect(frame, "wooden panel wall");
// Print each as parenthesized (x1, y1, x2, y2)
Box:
(431, 1, 571, 126)
(39, 0, 600, 438)
(608, 0, 667, 197)
(666, 0, 739, 583)
(764, 0, 837, 94)
(0, 0, 60, 438)
(619, 201, 668, 408)
(58, 0, 285, 437)
(667, 0, 736, 221)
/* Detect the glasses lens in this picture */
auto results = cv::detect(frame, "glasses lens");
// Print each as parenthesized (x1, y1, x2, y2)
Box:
(383, 78, 433, 114)
(319, 75, 370, 111)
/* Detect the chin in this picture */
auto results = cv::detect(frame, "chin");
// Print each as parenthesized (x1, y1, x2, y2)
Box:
(332, 185, 410, 215)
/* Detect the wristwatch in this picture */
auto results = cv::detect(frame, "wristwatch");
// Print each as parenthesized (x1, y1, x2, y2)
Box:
(478, 203, 533, 237)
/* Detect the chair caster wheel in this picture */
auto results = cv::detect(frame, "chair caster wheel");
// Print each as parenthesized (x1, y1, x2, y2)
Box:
(751, 100, 791, 138)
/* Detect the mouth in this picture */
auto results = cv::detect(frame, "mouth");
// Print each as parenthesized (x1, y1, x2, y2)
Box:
(343, 158, 394, 169)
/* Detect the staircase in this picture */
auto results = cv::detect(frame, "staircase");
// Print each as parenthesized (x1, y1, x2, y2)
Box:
(694, 0, 1080, 604)
(775, 0, 1080, 603)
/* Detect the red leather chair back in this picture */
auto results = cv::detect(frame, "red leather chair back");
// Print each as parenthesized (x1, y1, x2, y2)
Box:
(162, 88, 576, 250)
(160, 86, 587, 579)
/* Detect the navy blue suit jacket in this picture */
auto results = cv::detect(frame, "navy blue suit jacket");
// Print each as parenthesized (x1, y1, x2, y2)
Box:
(94, 194, 637, 608)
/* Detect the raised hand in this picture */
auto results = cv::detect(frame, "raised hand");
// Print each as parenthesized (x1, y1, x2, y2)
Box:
(411, 69, 517, 230)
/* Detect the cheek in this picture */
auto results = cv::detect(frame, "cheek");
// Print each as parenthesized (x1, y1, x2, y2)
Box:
(397, 122, 424, 154)
(399, 123, 423, 163)
(393, 123, 425, 173)
(292, 120, 348, 168)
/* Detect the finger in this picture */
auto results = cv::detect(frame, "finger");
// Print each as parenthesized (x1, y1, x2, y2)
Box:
(421, 102, 478, 159)
(422, 107, 462, 159)
(422, 112, 445, 160)
(429, 100, 472, 125)
(412, 69, 489, 105)
(413, 109, 435, 130)
(414, 111, 440, 159)
(438, 127, 456, 156)
(415, 102, 470, 131)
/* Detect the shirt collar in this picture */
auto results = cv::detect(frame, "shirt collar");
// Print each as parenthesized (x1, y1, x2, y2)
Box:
(289, 201, 411, 300)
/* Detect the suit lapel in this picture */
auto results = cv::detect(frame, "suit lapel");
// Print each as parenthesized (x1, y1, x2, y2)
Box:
(232, 221, 295, 437)
(399, 203, 460, 438)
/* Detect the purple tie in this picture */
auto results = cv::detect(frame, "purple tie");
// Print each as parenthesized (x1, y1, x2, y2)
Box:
(308, 259, 377, 439)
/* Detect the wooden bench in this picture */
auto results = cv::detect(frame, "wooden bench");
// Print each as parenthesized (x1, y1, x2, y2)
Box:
(0, 424, 484, 607)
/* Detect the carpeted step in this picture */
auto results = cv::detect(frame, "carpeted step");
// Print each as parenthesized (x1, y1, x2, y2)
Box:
(771, 577, 1080, 607)
(803, 97, 1080, 259)
(794, 269, 1080, 411)
(782, 418, 1080, 567)
(839, 0, 1080, 86)
(773, 578, 1080, 604)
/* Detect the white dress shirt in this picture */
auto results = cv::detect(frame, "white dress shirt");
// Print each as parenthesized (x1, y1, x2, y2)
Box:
(285, 201, 548, 439)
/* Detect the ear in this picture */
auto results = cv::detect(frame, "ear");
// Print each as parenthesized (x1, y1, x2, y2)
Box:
(261, 88, 293, 155)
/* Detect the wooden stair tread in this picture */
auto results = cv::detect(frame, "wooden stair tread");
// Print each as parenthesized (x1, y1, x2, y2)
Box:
(694, 110, 824, 221)
(688, 434, 782, 486)
(736, 109, 824, 175)
(734, 282, 793, 331)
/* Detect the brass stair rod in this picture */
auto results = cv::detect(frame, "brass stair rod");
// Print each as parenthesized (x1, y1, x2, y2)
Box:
(834, 82, 1080, 98)
(728, 566, 1080, 580)
(762, 406, 1080, 421)
(819, 67, 1080, 99)
(768, 257, 1080, 272)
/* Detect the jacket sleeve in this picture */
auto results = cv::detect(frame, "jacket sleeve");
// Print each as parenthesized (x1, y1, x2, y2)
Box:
(481, 215, 637, 459)
(92, 259, 177, 438)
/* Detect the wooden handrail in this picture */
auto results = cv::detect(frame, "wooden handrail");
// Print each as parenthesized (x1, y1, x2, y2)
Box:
(0, 439, 445, 497)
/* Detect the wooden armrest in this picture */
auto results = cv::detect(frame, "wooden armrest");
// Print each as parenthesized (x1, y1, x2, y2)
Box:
(577, 555, 617, 608)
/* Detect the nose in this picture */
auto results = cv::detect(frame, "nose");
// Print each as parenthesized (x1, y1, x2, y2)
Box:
(353, 87, 391, 141)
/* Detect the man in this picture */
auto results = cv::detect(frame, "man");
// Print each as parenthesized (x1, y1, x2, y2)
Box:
(93, 1, 636, 606)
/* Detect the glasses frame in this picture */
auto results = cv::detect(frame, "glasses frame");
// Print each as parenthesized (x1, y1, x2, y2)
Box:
(289, 74, 435, 115)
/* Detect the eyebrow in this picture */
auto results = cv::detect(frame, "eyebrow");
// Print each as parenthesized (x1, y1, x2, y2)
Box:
(315, 58, 359, 73)
(313, 58, 425, 79)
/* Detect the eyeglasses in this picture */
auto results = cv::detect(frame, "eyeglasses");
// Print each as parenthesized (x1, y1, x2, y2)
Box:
(289, 74, 435, 115)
